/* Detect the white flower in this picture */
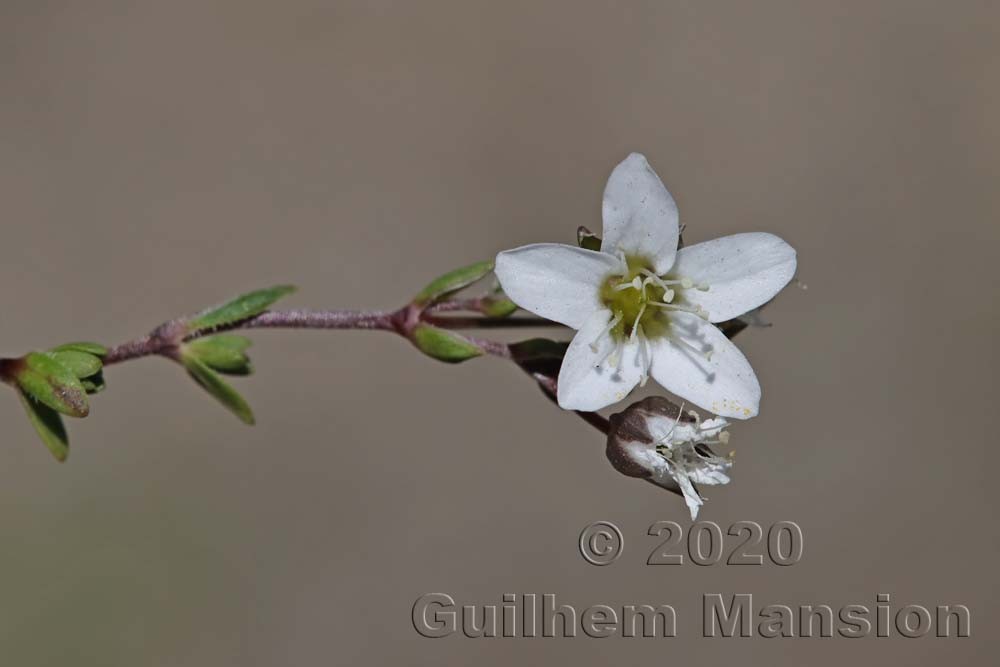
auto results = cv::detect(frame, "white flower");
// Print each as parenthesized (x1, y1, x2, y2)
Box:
(495, 152, 797, 417)
(607, 396, 733, 520)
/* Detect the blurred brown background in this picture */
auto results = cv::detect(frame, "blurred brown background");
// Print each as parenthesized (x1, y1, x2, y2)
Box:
(1, 1, 997, 664)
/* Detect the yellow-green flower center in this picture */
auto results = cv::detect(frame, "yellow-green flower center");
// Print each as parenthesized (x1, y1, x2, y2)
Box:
(598, 255, 708, 342)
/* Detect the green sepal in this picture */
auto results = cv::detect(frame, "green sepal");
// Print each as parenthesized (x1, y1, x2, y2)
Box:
(15, 352, 90, 418)
(81, 371, 106, 394)
(480, 295, 518, 317)
(411, 324, 483, 363)
(508, 338, 569, 363)
(47, 350, 102, 379)
(18, 390, 69, 462)
(188, 285, 297, 332)
(412, 261, 494, 307)
(577, 226, 602, 252)
(52, 342, 108, 356)
(180, 354, 255, 425)
(184, 335, 253, 375)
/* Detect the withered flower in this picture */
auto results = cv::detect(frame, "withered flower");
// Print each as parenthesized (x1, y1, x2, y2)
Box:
(607, 396, 733, 519)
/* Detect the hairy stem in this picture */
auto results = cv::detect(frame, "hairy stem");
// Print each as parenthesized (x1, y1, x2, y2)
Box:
(228, 309, 397, 333)
(104, 309, 399, 366)
(102, 305, 535, 366)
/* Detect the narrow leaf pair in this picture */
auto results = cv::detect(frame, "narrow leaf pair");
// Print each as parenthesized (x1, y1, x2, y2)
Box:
(409, 260, 517, 363)
(12, 342, 107, 461)
(177, 285, 297, 425)
(180, 335, 255, 425)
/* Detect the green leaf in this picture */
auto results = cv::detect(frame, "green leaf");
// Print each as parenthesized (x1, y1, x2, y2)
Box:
(181, 355, 255, 425)
(412, 261, 494, 307)
(480, 295, 518, 317)
(577, 226, 602, 252)
(188, 285, 297, 332)
(195, 334, 252, 352)
(411, 324, 483, 363)
(16, 352, 89, 418)
(18, 391, 69, 462)
(47, 350, 102, 379)
(52, 342, 108, 356)
(184, 335, 253, 375)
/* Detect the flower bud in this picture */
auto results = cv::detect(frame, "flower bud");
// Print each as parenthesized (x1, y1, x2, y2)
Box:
(411, 324, 483, 363)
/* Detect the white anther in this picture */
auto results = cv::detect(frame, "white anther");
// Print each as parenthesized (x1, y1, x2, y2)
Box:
(639, 269, 669, 289)
(611, 275, 644, 292)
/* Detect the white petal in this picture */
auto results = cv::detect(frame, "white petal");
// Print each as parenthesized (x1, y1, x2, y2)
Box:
(600, 153, 679, 274)
(688, 459, 732, 486)
(557, 309, 644, 411)
(648, 312, 761, 419)
(645, 414, 690, 443)
(672, 232, 797, 323)
(672, 471, 704, 520)
(699, 417, 729, 434)
(495, 243, 620, 329)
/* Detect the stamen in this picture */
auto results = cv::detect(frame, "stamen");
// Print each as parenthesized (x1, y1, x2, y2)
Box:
(699, 432, 731, 447)
(639, 269, 688, 291)
(613, 275, 644, 292)
(589, 311, 622, 352)
(629, 302, 647, 342)
(604, 338, 624, 371)
(596, 337, 621, 369)
(638, 269, 708, 293)
(654, 403, 685, 447)
(613, 338, 624, 371)
(671, 335, 712, 360)
(636, 325, 650, 386)
(614, 247, 629, 273)
(638, 268, 667, 287)
(640, 276, 653, 299)
(648, 301, 708, 319)
(697, 419, 729, 432)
